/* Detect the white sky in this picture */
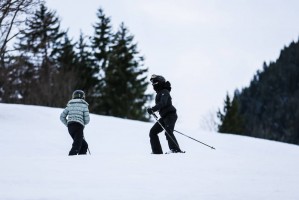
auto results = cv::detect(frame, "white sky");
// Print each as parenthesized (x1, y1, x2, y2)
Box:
(46, 0, 299, 129)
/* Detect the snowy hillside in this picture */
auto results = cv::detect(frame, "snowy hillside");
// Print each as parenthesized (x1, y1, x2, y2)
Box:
(1, 103, 299, 200)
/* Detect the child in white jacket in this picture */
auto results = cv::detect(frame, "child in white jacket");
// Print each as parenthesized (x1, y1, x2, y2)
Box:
(60, 90, 90, 156)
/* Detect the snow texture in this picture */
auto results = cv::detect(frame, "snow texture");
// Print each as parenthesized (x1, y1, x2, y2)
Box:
(0, 103, 298, 200)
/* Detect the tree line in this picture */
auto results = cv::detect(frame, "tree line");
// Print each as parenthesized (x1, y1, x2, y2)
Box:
(218, 39, 299, 145)
(0, 0, 152, 121)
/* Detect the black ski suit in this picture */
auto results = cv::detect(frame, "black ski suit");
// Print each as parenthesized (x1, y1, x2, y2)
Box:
(150, 88, 181, 154)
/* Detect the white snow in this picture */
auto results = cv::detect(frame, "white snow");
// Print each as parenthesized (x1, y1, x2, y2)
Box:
(0, 103, 298, 200)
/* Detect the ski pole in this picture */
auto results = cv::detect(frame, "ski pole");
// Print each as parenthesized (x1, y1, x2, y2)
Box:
(83, 136, 91, 155)
(152, 113, 216, 150)
(151, 113, 181, 150)
(87, 147, 91, 155)
(174, 130, 216, 150)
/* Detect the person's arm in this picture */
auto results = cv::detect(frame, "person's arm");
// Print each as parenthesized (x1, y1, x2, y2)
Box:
(83, 106, 90, 125)
(60, 108, 69, 126)
(152, 91, 169, 112)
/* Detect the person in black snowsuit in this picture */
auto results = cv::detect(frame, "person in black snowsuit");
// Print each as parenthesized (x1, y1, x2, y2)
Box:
(60, 90, 90, 156)
(147, 74, 182, 154)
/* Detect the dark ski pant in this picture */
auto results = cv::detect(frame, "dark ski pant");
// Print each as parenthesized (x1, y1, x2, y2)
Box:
(149, 113, 181, 154)
(67, 122, 88, 156)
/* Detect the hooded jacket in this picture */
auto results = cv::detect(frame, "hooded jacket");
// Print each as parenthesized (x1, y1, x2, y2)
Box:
(152, 85, 176, 117)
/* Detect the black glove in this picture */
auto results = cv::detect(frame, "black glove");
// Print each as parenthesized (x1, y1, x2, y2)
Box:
(147, 107, 154, 115)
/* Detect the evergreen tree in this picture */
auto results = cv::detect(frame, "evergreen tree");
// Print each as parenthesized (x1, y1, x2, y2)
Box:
(52, 34, 78, 107)
(101, 23, 151, 121)
(218, 92, 244, 134)
(2, 4, 152, 122)
(76, 32, 98, 110)
(13, 3, 65, 106)
(91, 7, 113, 113)
(92, 7, 112, 71)
(2, 55, 37, 103)
(218, 39, 299, 145)
(217, 93, 231, 130)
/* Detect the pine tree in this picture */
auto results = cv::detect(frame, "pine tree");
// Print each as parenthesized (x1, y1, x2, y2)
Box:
(13, 4, 65, 106)
(218, 92, 244, 134)
(101, 23, 151, 121)
(217, 39, 299, 145)
(91, 7, 113, 113)
(76, 32, 98, 110)
(52, 34, 78, 107)
(92, 7, 112, 71)
(0, 55, 35, 103)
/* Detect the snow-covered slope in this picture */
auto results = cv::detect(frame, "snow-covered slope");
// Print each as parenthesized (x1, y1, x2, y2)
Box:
(1, 103, 298, 200)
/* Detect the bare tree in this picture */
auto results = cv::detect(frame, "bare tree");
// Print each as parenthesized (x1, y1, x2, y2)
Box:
(0, 0, 43, 61)
(0, 0, 42, 102)
(200, 110, 218, 132)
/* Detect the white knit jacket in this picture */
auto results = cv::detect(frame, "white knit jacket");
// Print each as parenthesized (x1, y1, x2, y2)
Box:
(60, 99, 90, 127)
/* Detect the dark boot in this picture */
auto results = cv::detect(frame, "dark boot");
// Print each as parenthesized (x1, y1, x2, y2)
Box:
(69, 149, 79, 156)
(78, 139, 88, 155)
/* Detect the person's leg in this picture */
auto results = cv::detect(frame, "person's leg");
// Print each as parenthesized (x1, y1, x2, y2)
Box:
(79, 138, 88, 155)
(68, 123, 84, 156)
(163, 114, 181, 152)
(149, 119, 164, 154)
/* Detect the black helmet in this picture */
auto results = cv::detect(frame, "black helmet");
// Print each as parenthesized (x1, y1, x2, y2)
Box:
(150, 74, 165, 85)
(72, 90, 85, 99)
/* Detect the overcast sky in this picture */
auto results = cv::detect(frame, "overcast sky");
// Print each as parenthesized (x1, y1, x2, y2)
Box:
(46, 0, 299, 130)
